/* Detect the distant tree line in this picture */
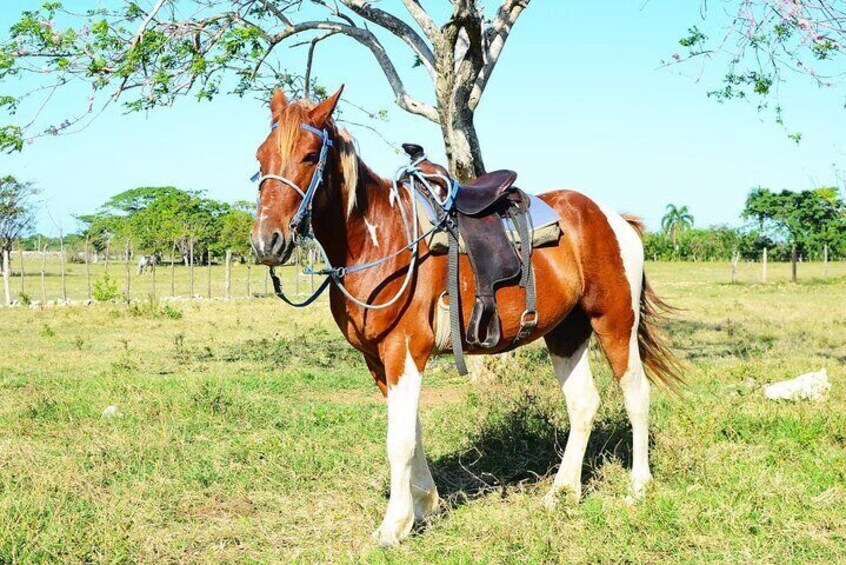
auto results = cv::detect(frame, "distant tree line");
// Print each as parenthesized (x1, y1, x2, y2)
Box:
(21, 186, 254, 264)
(646, 187, 846, 263)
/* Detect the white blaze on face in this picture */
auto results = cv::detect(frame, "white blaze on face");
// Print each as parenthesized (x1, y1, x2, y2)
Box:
(364, 217, 380, 248)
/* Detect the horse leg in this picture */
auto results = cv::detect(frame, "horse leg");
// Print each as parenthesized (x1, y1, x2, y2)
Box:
(591, 301, 652, 501)
(543, 310, 597, 508)
(371, 340, 437, 546)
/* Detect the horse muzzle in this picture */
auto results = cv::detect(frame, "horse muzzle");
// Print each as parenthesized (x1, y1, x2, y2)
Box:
(252, 229, 294, 266)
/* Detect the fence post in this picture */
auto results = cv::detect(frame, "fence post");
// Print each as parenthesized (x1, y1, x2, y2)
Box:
(246, 264, 252, 298)
(309, 248, 315, 293)
(2, 248, 10, 306)
(60, 227, 67, 303)
(170, 242, 176, 296)
(225, 250, 232, 299)
(40, 243, 47, 304)
(124, 240, 131, 302)
(85, 235, 92, 301)
(207, 254, 212, 299)
(189, 239, 195, 297)
(105, 238, 110, 273)
(791, 245, 798, 283)
(731, 250, 739, 284)
(823, 244, 829, 278)
(18, 245, 25, 294)
(762, 247, 767, 283)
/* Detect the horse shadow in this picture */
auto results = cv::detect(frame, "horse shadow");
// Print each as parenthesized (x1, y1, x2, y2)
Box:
(428, 403, 646, 511)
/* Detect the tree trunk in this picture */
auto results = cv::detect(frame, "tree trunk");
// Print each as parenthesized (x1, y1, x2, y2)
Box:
(440, 108, 485, 182)
(2, 249, 11, 306)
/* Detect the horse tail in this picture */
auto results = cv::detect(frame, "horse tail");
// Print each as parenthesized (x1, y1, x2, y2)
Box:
(622, 215, 685, 389)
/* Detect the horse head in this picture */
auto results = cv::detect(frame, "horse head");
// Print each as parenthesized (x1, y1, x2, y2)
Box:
(251, 86, 345, 266)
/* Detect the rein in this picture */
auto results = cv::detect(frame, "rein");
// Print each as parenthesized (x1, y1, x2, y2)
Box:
(254, 123, 458, 310)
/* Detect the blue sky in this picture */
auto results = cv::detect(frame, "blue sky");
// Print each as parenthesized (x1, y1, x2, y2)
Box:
(1, 1, 844, 236)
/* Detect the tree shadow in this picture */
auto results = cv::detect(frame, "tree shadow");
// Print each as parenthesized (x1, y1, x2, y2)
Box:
(429, 400, 644, 511)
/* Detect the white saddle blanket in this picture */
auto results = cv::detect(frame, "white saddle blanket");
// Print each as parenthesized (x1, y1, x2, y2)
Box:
(415, 192, 562, 254)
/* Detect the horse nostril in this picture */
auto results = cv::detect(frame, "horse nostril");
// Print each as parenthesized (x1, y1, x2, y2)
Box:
(268, 231, 280, 254)
(269, 231, 286, 256)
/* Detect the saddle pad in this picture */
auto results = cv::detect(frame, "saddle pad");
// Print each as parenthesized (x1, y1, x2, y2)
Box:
(415, 192, 562, 254)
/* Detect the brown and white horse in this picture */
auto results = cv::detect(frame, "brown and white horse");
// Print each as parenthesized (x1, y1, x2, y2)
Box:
(251, 86, 682, 545)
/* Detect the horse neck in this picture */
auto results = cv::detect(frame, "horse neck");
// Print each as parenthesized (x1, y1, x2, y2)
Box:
(312, 155, 406, 269)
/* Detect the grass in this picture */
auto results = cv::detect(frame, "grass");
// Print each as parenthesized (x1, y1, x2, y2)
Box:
(0, 262, 844, 563)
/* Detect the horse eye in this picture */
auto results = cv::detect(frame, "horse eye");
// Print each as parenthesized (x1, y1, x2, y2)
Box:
(302, 152, 318, 164)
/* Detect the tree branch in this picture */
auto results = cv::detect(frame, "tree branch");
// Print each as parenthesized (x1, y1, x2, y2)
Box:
(469, 0, 530, 110)
(272, 22, 439, 122)
(400, 0, 440, 43)
(334, 0, 436, 79)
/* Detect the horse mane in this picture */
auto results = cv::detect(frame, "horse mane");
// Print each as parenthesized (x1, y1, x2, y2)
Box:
(335, 128, 359, 217)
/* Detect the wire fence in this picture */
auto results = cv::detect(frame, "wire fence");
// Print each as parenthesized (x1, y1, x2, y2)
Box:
(1, 246, 323, 307)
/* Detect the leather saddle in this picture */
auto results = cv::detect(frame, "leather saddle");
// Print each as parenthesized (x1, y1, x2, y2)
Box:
(402, 144, 537, 358)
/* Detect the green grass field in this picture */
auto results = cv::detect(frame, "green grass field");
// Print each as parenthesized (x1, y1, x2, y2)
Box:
(1, 262, 844, 563)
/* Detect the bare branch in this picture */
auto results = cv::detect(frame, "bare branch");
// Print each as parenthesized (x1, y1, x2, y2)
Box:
(400, 0, 440, 43)
(272, 22, 439, 122)
(334, 0, 436, 78)
(469, 0, 530, 110)
(303, 31, 338, 98)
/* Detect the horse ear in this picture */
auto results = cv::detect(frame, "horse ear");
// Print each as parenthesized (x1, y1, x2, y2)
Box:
(309, 85, 344, 126)
(271, 88, 288, 115)
(402, 143, 424, 160)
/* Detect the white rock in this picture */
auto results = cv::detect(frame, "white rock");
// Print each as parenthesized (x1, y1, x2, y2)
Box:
(101, 405, 122, 418)
(764, 369, 831, 402)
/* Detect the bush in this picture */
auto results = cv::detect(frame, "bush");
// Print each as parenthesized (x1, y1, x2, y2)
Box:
(92, 274, 121, 301)
(18, 292, 31, 306)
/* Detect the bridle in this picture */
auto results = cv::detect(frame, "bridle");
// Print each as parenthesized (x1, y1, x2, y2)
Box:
(253, 120, 459, 310)
(253, 122, 333, 240)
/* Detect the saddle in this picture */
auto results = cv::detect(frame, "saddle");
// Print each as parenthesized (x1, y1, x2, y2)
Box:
(402, 144, 546, 374)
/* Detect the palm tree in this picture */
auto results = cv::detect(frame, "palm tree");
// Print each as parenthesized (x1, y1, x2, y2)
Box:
(661, 204, 695, 248)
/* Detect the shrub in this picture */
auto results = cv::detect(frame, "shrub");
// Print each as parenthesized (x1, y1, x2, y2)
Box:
(92, 274, 120, 301)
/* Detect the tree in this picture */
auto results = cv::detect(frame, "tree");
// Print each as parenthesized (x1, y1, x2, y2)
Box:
(661, 204, 695, 248)
(1, 1, 531, 181)
(0, 175, 38, 305)
(742, 186, 846, 280)
(672, 1, 845, 133)
(213, 202, 254, 258)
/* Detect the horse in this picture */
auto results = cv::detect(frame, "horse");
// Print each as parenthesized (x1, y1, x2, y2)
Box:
(136, 254, 158, 275)
(250, 86, 682, 546)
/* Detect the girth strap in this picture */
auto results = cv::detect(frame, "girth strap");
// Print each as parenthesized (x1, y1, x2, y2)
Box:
(446, 216, 468, 375)
(511, 207, 537, 343)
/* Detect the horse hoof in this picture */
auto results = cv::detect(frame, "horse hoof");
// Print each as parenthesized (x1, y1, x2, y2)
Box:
(372, 515, 413, 546)
(626, 473, 652, 504)
(543, 485, 580, 510)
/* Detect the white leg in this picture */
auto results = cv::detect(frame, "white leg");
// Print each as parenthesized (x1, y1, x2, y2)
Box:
(544, 340, 600, 509)
(373, 349, 437, 546)
(411, 416, 439, 520)
(620, 361, 652, 501)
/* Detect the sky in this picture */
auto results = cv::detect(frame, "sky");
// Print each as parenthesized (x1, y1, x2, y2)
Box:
(1, 1, 844, 236)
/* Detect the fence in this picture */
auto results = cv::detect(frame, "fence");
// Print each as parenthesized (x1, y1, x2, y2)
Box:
(2, 246, 322, 307)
